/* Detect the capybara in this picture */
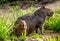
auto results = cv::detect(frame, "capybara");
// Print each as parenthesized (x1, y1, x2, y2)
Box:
(13, 6, 53, 36)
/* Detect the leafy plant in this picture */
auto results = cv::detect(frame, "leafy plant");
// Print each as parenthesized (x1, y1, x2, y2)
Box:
(0, 18, 11, 41)
(45, 14, 60, 32)
(31, 33, 42, 39)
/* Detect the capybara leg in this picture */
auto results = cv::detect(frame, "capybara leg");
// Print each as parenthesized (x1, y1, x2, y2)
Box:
(39, 24, 44, 35)
(36, 28, 38, 33)
(35, 25, 38, 33)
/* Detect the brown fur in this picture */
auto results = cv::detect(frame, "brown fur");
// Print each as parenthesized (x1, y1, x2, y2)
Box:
(13, 20, 27, 36)
(13, 6, 53, 36)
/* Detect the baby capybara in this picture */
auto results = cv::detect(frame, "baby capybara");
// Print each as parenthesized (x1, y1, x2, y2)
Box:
(13, 6, 53, 36)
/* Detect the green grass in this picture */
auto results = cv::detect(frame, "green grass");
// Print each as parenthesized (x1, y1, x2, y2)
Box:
(54, 6, 60, 14)
(0, 18, 11, 41)
(45, 6, 60, 32)
(31, 33, 42, 39)
(45, 14, 60, 32)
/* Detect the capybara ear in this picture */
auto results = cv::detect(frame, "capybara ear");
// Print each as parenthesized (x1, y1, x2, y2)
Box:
(41, 6, 45, 9)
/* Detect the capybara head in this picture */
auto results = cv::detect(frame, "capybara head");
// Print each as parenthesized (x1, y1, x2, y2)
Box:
(34, 6, 53, 18)
(41, 6, 54, 18)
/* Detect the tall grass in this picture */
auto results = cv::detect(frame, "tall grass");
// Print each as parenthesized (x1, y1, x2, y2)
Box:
(45, 6, 60, 32)
(45, 14, 60, 32)
(0, 18, 10, 41)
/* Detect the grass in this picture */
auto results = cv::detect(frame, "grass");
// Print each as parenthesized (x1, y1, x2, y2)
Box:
(31, 33, 42, 39)
(45, 6, 60, 32)
(0, 5, 60, 41)
(0, 17, 11, 41)
(54, 6, 60, 14)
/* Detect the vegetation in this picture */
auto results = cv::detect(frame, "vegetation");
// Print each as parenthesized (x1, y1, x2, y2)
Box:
(31, 33, 42, 39)
(45, 6, 60, 32)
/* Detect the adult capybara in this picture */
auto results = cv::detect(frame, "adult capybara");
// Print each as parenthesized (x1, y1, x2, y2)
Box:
(13, 6, 53, 36)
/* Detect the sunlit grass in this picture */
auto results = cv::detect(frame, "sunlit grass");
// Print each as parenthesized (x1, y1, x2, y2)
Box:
(45, 6, 60, 32)
(31, 33, 42, 39)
